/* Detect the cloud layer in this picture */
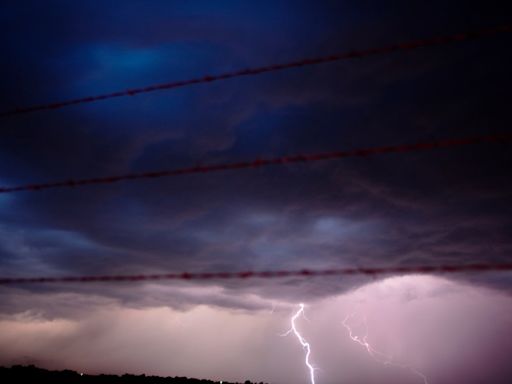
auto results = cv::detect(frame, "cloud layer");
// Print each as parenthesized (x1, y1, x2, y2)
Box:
(0, 2, 511, 382)
(1, 276, 511, 384)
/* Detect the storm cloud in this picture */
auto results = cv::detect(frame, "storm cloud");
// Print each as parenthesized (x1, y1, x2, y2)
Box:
(0, 1, 511, 383)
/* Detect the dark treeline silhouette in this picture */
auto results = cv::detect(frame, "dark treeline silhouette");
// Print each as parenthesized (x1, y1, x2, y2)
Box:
(0, 365, 268, 384)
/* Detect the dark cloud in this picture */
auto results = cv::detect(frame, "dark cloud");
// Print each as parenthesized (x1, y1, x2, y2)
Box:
(0, 3, 511, 381)
(1, 1, 512, 308)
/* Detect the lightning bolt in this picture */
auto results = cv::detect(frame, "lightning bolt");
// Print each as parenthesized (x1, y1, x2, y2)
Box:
(282, 303, 317, 384)
(342, 313, 428, 384)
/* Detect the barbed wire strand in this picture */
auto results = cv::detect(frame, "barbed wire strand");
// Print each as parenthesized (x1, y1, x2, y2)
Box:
(2, 24, 511, 117)
(1, 132, 511, 194)
(1, 263, 510, 285)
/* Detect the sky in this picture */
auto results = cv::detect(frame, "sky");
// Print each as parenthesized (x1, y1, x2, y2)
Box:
(0, 1, 511, 383)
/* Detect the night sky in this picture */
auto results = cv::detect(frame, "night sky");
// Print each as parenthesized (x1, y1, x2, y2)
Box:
(1, 1, 512, 383)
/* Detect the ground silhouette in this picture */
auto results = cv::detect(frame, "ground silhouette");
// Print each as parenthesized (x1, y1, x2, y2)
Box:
(0, 365, 268, 384)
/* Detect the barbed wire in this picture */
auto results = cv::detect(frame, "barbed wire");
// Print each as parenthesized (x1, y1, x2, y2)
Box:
(2, 24, 511, 117)
(1, 132, 510, 194)
(1, 263, 510, 285)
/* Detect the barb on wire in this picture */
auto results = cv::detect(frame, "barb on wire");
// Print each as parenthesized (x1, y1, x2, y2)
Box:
(2, 24, 511, 117)
(0, 263, 510, 285)
(1, 132, 511, 194)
